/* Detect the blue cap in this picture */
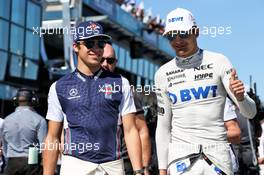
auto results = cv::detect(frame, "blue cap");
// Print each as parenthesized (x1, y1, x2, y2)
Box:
(73, 21, 112, 42)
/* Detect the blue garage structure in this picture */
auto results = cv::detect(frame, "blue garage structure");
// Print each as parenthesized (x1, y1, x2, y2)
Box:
(0, 0, 174, 116)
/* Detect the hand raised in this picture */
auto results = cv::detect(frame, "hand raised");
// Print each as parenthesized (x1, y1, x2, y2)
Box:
(229, 69, 245, 101)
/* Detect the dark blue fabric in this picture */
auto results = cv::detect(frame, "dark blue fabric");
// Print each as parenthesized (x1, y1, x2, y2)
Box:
(56, 69, 124, 163)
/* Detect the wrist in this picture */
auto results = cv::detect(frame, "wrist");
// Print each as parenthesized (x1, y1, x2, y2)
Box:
(159, 169, 167, 175)
(133, 168, 145, 175)
(144, 165, 152, 171)
(237, 96, 245, 101)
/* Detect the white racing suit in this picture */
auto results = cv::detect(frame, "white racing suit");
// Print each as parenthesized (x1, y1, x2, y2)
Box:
(155, 49, 256, 175)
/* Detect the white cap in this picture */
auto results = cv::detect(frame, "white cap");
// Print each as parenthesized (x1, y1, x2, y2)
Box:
(164, 8, 197, 35)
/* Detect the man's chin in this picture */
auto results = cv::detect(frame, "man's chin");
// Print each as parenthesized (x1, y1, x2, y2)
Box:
(87, 61, 100, 67)
(176, 51, 190, 58)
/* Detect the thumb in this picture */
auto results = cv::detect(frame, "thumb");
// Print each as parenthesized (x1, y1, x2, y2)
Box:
(230, 69, 237, 81)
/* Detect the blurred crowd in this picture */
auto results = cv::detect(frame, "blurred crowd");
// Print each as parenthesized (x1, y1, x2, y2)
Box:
(116, 0, 165, 35)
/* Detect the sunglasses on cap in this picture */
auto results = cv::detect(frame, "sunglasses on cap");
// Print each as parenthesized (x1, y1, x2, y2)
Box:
(100, 57, 116, 64)
(165, 31, 192, 41)
(78, 40, 107, 49)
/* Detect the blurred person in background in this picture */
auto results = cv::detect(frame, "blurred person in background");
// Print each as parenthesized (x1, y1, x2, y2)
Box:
(224, 98, 241, 174)
(101, 43, 152, 175)
(258, 119, 264, 175)
(231, 88, 262, 175)
(0, 117, 4, 173)
(2, 88, 47, 175)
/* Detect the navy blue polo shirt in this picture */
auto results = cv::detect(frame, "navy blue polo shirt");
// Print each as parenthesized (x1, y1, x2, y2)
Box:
(46, 68, 136, 163)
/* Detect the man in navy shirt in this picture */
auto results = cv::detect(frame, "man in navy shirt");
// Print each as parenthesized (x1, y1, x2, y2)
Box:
(43, 21, 144, 175)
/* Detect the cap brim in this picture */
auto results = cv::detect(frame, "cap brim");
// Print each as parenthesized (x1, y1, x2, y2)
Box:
(78, 34, 112, 41)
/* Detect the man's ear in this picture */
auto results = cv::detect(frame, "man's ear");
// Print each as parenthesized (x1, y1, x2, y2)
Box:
(73, 43, 79, 53)
(194, 27, 199, 38)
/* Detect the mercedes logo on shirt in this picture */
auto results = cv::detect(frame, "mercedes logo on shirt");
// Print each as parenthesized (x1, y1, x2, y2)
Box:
(69, 88, 78, 97)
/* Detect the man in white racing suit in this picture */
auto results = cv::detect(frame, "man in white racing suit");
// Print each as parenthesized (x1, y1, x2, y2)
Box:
(155, 8, 257, 175)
